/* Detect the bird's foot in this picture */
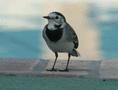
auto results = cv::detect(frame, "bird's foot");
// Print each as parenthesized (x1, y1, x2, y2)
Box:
(46, 68, 58, 72)
(59, 69, 69, 72)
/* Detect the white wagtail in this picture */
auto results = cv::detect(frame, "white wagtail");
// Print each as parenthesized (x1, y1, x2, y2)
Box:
(43, 11, 80, 71)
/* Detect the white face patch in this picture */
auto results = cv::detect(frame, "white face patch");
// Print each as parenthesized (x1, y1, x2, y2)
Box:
(48, 20, 56, 30)
(47, 13, 66, 30)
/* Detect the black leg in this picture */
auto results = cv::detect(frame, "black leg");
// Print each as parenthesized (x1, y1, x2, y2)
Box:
(65, 53, 71, 71)
(59, 53, 71, 72)
(52, 52, 58, 70)
(47, 52, 58, 71)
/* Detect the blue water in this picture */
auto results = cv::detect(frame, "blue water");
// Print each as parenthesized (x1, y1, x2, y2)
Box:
(0, 28, 43, 59)
(98, 20, 118, 59)
(89, 7, 118, 59)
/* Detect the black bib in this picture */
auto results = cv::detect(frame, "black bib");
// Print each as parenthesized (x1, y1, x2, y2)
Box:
(46, 26, 63, 42)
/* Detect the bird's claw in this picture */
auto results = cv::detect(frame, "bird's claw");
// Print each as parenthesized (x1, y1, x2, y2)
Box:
(46, 68, 58, 72)
(59, 69, 69, 72)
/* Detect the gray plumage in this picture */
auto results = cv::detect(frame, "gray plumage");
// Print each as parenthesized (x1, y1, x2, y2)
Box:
(43, 12, 80, 71)
(43, 23, 79, 56)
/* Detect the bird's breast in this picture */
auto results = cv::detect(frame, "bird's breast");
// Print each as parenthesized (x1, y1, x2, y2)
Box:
(48, 41, 74, 52)
(46, 28, 63, 42)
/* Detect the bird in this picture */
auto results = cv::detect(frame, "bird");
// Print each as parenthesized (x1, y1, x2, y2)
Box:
(42, 11, 80, 72)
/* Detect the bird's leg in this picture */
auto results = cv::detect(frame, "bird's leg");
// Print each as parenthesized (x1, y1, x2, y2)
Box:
(65, 53, 71, 71)
(47, 52, 58, 71)
(52, 52, 58, 70)
(59, 53, 71, 72)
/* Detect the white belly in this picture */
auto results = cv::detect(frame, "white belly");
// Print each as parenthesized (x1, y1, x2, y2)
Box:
(47, 41, 74, 53)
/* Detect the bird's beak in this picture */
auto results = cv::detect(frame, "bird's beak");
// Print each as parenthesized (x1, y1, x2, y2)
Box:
(43, 16, 50, 19)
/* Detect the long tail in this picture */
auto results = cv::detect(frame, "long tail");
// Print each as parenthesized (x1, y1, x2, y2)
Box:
(70, 49, 80, 57)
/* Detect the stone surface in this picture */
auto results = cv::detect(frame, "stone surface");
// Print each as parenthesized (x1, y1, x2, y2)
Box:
(0, 59, 118, 79)
(99, 60, 118, 79)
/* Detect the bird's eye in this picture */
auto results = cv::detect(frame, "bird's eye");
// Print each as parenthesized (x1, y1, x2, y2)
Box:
(55, 16, 59, 19)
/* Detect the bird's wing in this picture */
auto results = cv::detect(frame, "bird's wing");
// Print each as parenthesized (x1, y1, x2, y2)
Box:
(66, 23, 79, 49)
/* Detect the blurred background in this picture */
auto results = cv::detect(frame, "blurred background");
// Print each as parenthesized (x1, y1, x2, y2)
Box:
(0, 0, 117, 60)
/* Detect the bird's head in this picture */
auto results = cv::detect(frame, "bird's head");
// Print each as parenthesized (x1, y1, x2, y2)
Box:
(43, 12, 66, 30)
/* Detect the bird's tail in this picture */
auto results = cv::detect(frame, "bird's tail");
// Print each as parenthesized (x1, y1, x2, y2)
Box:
(70, 49, 80, 57)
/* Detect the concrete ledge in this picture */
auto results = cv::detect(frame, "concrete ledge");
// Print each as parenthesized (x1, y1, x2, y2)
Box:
(0, 59, 118, 79)
(100, 60, 118, 79)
